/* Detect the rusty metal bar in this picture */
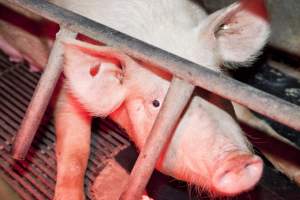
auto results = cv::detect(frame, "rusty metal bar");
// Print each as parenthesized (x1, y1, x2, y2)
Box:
(5, 0, 300, 132)
(120, 78, 195, 200)
(11, 27, 77, 160)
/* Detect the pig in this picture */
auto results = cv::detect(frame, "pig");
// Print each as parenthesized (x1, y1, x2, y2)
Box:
(0, 0, 270, 199)
(49, 0, 270, 199)
(0, 2, 51, 71)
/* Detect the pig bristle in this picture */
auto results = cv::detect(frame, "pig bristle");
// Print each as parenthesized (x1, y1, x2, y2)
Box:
(181, 166, 218, 199)
(191, 183, 219, 199)
(244, 135, 255, 154)
(222, 50, 263, 69)
(245, 134, 267, 146)
(186, 182, 209, 199)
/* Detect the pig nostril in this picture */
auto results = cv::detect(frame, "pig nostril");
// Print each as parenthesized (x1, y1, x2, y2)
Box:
(223, 170, 230, 175)
(89, 64, 100, 77)
(245, 163, 251, 168)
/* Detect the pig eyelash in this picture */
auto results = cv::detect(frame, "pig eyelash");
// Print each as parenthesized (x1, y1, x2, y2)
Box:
(152, 99, 160, 108)
(219, 23, 230, 31)
(215, 23, 231, 36)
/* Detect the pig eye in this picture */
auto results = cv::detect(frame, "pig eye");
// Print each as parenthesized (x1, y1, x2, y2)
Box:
(89, 63, 101, 77)
(219, 24, 228, 30)
(152, 99, 160, 108)
(215, 23, 230, 36)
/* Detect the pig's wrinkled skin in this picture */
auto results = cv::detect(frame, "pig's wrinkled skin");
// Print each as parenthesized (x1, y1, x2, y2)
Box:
(0, 0, 270, 199)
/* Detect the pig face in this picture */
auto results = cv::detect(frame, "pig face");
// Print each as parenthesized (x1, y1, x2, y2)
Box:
(62, 0, 270, 196)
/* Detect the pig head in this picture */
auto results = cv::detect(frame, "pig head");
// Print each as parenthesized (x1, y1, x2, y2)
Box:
(62, 41, 259, 197)
(54, 0, 270, 198)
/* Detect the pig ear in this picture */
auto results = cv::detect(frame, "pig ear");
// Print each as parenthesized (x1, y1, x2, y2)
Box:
(206, 0, 270, 65)
(62, 40, 127, 117)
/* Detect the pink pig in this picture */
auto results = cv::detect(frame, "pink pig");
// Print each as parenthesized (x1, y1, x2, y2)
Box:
(0, 0, 270, 199)
(51, 0, 270, 199)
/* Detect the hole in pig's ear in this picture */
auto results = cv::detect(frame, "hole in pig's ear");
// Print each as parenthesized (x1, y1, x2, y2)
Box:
(62, 40, 127, 117)
(89, 63, 101, 77)
(213, 0, 270, 65)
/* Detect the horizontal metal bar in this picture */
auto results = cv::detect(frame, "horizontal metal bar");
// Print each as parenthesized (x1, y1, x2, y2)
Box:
(6, 0, 300, 131)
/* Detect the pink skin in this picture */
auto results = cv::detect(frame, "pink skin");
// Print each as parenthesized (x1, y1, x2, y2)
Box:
(57, 0, 269, 197)
(0, 22, 49, 71)
(61, 40, 264, 197)
(0, 0, 270, 199)
(155, 96, 263, 196)
(53, 88, 91, 200)
(0, 36, 23, 62)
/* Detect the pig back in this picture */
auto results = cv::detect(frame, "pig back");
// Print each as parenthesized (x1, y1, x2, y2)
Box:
(49, 0, 207, 45)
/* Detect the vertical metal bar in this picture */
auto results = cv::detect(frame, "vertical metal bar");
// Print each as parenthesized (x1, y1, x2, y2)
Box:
(120, 78, 194, 200)
(11, 27, 77, 160)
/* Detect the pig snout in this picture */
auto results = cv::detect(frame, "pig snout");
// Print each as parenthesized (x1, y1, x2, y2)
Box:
(212, 153, 263, 195)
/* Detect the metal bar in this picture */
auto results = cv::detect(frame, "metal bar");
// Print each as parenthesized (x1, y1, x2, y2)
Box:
(11, 27, 77, 160)
(120, 78, 195, 200)
(6, 0, 300, 131)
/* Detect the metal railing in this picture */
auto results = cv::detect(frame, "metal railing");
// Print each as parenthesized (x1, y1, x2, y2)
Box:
(3, 0, 300, 199)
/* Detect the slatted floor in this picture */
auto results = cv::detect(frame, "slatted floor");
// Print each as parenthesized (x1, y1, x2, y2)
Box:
(0, 52, 131, 199)
(0, 50, 300, 200)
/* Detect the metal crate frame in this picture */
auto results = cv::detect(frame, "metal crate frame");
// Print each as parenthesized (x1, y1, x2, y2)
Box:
(2, 0, 300, 199)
